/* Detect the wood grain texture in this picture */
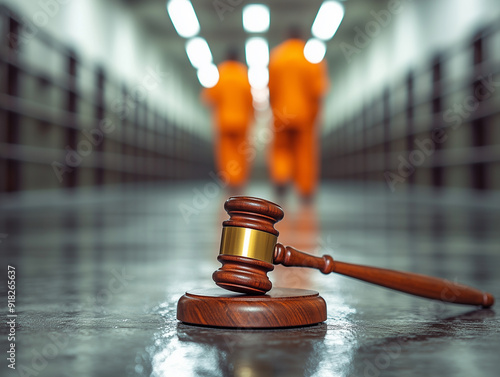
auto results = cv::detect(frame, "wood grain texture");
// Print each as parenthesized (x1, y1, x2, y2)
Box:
(332, 261, 494, 307)
(275, 244, 495, 307)
(223, 196, 284, 235)
(177, 287, 327, 328)
(212, 254, 274, 295)
(274, 243, 335, 274)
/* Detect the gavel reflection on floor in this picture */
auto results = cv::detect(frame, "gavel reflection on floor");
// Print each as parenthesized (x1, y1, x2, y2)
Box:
(177, 196, 494, 328)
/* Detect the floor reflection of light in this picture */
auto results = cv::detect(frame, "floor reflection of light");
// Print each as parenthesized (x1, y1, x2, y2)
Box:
(311, 292, 358, 377)
(146, 281, 359, 377)
(149, 324, 221, 377)
(235, 364, 257, 377)
(151, 338, 213, 377)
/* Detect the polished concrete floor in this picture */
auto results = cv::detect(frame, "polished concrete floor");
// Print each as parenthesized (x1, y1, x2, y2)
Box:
(0, 181, 499, 377)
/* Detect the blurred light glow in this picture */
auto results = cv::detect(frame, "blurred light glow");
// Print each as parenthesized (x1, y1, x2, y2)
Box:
(304, 38, 327, 63)
(251, 87, 269, 111)
(197, 64, 219, 88)
(243, 4, 270, 33)
(245, 37, 269, 67)
(251, 87, 269, 102)
(167, 0, 200, 38)
(248, 66, 269, 89)
(311, 1, 344, 40)
(186, 37, 213, 69)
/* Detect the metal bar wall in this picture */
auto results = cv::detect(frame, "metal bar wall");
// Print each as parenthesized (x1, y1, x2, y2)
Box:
(322, 18, 500, 191)
(0, 5, 213, 192)
(4, 11, 19, 192)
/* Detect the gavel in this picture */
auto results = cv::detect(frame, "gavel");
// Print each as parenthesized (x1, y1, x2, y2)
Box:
(212, 196, 494, 307)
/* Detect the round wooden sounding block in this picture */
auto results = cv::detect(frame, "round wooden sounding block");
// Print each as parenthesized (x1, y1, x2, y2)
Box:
(177, 287, 327, 328)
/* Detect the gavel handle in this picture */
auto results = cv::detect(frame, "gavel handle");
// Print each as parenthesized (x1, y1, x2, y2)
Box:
(273, 244, 494, 307)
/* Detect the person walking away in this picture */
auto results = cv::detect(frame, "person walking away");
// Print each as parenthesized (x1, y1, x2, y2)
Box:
(202, 49, 254, 190)
(268, 28, 329, 200)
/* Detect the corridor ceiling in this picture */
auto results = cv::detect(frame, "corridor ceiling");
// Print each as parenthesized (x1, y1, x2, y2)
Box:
(119, 0, 391, 87)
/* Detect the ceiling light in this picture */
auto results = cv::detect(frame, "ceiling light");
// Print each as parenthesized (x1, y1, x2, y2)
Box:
(167, 0, 200, 38)
(242, 4, 270, 33)
(304, 38, 327, 63)
(311, 1, 344, 41)
(245, 37, 269, 67)
(197, 64, 219, 88)
(185, 37, 213, 69)
(248, 67, 269, 89)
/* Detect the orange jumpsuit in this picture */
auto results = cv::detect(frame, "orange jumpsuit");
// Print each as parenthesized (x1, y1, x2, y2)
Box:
(268, 39, 329, 197)
(202, 61, 254, 187)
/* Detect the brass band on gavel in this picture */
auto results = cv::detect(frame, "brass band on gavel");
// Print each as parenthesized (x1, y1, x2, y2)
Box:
(219, 226, 277, 264)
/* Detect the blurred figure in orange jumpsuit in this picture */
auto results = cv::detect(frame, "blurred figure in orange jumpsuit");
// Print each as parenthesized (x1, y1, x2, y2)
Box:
(202, 48, 254, 189)
(268, 27, 329, 200)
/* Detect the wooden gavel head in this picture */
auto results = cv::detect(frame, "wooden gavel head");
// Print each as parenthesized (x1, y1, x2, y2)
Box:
(212, 196, 285, 295)
(212, 197, 495, 307)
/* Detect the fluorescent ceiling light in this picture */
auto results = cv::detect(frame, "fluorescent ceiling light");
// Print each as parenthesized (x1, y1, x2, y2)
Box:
(245, 37, 269, 67)
(304, 38, 326, 63)
(248, 66, 269, 89)
(185, 37, 213, 69)
(197, 64, 219, 88)
(311, 1, 344, 40)
(167, 0, 200, 38)
(243, 4, 270, 33)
